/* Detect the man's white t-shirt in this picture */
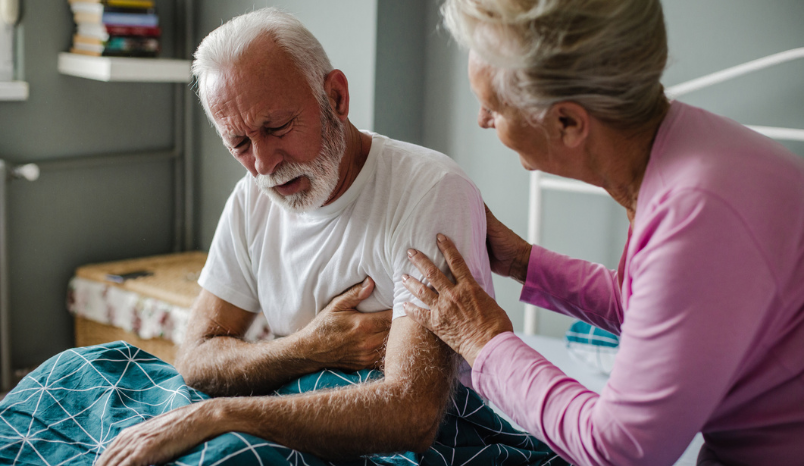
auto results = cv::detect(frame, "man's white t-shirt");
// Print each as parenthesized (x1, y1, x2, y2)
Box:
(199, 132, 494, 338)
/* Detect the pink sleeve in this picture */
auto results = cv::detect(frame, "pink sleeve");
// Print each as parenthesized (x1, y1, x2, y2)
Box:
(521, 245, 624, 334)
(475, 191, 776, 465)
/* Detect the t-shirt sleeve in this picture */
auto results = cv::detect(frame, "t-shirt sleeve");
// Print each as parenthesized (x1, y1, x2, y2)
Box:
(198, 179, 261, 313)
(390, 173, 495, 320)
(473, 190, 776, 466)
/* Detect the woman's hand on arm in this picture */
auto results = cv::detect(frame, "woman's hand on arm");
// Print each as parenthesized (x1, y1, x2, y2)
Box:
(402, 233, 513, 366)
(485, 204, 532, 284)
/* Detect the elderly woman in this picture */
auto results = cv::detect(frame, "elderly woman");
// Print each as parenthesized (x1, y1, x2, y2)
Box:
(400, 0, 804, 465)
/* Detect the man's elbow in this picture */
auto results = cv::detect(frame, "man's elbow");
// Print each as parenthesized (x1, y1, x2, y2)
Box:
(408, 415, 441, 454)
(387, 382, 447, 454)
(174, 341, 216, 393)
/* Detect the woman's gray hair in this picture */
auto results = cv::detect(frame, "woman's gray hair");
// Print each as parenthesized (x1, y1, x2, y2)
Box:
(443, 0, 668, 127)
(193, 7, 333, 117)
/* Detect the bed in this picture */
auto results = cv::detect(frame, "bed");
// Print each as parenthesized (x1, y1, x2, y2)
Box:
(0, 340, 566, 465)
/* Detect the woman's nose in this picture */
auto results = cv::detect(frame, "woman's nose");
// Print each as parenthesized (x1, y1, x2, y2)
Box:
(478, 107, 494, 129)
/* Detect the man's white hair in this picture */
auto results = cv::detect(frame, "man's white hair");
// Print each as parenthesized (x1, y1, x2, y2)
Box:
(193, 7, 334, 118)
(443, 0, 668, 128)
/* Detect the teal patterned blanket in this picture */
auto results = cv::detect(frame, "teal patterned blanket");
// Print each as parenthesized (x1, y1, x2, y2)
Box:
(0, 342, 568, 465)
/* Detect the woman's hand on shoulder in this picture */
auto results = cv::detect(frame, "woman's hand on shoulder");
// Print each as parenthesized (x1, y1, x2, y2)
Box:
(485, 204, 532, 284)
(401, 234, 513, 367)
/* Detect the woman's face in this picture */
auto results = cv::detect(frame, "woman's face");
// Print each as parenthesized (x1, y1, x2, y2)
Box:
(467, 52, 553, 172)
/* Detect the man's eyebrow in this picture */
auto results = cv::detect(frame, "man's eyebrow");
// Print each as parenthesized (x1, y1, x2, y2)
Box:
(221, 132, 242, 142)
(218, 109, 297, 140)
(260, 109, 298, 125)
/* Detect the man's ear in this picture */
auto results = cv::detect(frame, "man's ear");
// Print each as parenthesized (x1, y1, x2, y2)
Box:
(323, 69, 350, 121)
(548, 102, 589, 149)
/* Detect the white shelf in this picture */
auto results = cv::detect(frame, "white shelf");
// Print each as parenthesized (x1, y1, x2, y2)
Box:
(58, 53, 191, 83)
(0, 81, 28, 101)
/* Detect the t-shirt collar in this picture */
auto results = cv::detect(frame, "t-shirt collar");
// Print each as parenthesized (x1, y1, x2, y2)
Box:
(301, 131, 383, 219)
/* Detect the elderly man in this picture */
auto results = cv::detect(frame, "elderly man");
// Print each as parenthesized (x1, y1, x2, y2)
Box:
(97, 8, 493, 465)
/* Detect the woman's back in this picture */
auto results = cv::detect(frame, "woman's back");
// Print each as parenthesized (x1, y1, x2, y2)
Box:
(633, 101, 804, 465)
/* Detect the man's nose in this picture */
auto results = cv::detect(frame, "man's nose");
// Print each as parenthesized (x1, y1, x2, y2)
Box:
(252, 137, 283, 176)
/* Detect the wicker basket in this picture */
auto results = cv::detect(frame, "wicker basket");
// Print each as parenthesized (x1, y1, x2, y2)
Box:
(74, 251, 207, 308)
(71, 252, 208, 365)
(74, 316, 178, 364)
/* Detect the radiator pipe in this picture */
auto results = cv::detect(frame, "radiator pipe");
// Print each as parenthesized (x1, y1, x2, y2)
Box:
(0, 160, 12, 391)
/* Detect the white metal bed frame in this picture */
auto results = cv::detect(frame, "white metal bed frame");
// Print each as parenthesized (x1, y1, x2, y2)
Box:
(524, 47, 804, 335)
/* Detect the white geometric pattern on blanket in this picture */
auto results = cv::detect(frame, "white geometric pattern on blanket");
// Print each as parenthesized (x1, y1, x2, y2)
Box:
(0, 342, 430, 466)
(0, 344, 205, 465)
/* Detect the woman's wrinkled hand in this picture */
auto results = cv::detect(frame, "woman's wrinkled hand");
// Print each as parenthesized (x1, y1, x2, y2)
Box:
(485, 204, 532, 284)
(401, 234, 513, 366)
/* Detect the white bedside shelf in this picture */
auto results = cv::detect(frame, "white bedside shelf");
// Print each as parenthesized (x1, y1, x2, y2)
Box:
(58, 53, 191, 83)
(0, 81, 28, 101)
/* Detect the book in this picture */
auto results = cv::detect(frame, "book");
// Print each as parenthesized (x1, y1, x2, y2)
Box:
(73, 34, 104, 46)
(70, 47, 158, 58)
(74, 11, 159, 27)
(71, 42, 105, 55)
(71, 34, 159, 56)
(77, 23, 161, 41)
(68, 0, 161, 58)
(68, 0, 155, 8)
(70, 2, 154, 15)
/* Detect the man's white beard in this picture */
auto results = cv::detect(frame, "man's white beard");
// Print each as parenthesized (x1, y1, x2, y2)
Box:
(254, 99, 347, 213)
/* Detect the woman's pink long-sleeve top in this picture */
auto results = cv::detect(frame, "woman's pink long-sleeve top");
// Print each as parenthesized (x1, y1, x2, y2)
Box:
(471, 102, 804, 466)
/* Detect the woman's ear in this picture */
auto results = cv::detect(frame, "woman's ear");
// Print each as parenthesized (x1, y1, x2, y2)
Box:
(548, 102, 589, 149)
(323, 69, 350, 121)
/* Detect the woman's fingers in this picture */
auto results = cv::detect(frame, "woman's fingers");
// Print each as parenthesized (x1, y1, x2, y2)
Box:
(402, 302, 432, 331)
(436, 234, 474, 283)
(406, 248, 455, 291)
(401, 273, 439, 306)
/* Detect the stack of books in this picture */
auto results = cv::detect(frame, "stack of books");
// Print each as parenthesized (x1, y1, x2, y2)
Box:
(69, 0, 161, 58)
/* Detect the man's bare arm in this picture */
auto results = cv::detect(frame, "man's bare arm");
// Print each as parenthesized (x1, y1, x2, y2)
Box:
(215, 316, 456, 457)
(98, 316, 455, 465)
(176, 280, 392, 396)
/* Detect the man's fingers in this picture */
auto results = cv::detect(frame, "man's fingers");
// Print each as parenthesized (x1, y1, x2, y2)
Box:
(371, 310, 393, 331)
(436, 234, 474, 283)
(401, 274, 438, 306)
(98, 434, 133, 466)
(332, 277, 375, 311)
(403, 302, 432, 331)
(406, 248, 454, 292)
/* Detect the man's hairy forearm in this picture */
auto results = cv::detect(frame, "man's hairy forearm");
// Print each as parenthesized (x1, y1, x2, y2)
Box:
(176, 332, 322, 397)
(201, 319, 457, 458)
(176, 288, 391, 397)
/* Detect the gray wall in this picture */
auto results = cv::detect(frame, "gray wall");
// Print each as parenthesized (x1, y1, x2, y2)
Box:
(373, 0, 427, 146)
(663, 0, 804, 157)
(0, 0, 179, 369)
(418, 0, 804, 337)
